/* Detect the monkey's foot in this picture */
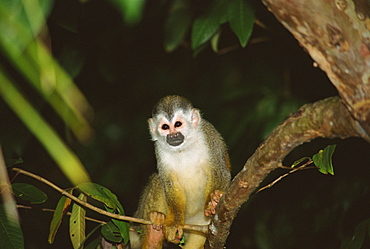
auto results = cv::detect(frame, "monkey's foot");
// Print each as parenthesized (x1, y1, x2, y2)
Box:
(164, 224, 183, 244)
(147, 212, 165, 248)
(204, 190, 223, 216)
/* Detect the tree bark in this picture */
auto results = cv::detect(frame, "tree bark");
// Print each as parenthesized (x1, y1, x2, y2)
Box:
(262, 0, 370, 139)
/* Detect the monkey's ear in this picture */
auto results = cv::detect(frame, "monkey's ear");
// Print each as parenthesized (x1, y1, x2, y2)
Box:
(191, 109, 201, 128)
(148, 118, 156, 133)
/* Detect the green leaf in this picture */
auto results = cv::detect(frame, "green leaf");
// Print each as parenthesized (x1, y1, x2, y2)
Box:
(69, 193, 87, 249)
(84, 236, 102, 249)
(291, 157, 311, 168)
(97, 185, 130, 244)
(101, 221, 123, 243)
(82, 224, 104, 249)
(0, 204, 24, 249)
(210, 30, 222, 53)
(0, 0, 54, 52)
(110, 0, 146, 25)
(227, 0, 255, 47)
(78, 183, 118, 211)
(6, 158, 24, 167)
(11, 183, 47, 204)
(312, 144, 336, 175)
(191, 0, 228, 50)
(164, 1, 192, 52)
(78, 183, 129, 244)
(191, 15, 220, 50)
(340, 218, 370, 249)
(109, 216, 130, 245)
(48, 190, 73, 244)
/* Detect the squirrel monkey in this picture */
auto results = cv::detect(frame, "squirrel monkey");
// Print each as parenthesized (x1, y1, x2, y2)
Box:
(133, 95, 231, 249)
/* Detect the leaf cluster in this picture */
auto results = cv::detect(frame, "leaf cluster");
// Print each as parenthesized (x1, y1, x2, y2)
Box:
(164, 0, 255, 53)
(1, 173, 130, 249)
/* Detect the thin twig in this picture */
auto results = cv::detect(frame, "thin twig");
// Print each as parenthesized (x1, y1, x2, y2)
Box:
(255, 159, 315, 194)
(16, 204, 106, 224)
(12, 167, 151, 225)
(12, 167, 207, 234)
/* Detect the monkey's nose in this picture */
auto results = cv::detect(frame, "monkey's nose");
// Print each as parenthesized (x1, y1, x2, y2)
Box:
(166, 132, 185, 146)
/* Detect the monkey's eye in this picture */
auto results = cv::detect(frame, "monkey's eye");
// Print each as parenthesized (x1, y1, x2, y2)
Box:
(174, 121, 182, 128)
(161, 124, 170, 130)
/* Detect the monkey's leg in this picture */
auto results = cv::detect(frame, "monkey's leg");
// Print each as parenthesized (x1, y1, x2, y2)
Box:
(142, 211, 165, 249)
(135, 174, 167, 249)
(204, 190, 223, 216)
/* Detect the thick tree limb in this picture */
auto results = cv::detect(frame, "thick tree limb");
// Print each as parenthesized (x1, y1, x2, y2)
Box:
(206, 1, 370, 247)
(262, 0, 370, 139)
(206, 97, 363, 248)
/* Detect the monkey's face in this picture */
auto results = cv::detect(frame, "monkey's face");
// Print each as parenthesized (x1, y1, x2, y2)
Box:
(148, 109, 201, 149)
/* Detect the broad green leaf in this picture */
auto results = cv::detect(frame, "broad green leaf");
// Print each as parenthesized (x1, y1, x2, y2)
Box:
(48, 189, 73, 244)
(0, 204, 24, 249)
(227, 0, 255, 47)
(191, 15, 220, 50)
(191, 0, 228, 50)
(69, 193, 87, 249)
(291, 157, 310, 168)
(100, 187, 129, 243)
(110, 0, 146, 25)
(101, 221, 123, 243)
(11, 183, 47, 204)
(312, 144, 336, 175)
(78, 183, 117, 211)
(101, 187, 124, 214)
(164, 0, 192, 52)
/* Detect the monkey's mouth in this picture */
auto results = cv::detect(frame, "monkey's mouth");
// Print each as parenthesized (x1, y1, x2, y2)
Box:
(166, 132, 184, 146)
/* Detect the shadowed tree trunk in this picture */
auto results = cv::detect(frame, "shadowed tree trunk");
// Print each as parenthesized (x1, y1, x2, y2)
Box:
(206, 0, 370, 248)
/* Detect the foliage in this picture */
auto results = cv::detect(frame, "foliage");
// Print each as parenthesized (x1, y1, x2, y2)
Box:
(312, 144, 336, 175)
(2, 168, 130, 248)
(11, 183, 47, 204)
(0, 205, 24, 249)
(0, 0, 90, 186)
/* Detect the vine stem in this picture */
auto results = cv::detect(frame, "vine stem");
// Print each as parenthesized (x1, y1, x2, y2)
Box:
(13, 167, 151, 225)
(11, 167, 208, 234)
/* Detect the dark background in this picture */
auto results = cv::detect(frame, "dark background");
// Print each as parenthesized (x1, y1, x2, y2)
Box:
(1, 0, 370, 248)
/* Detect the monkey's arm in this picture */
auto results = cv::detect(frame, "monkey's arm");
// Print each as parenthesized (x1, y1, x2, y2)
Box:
(161, 172, 186, 243)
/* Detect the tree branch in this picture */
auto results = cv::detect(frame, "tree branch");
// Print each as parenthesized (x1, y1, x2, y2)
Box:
(262, 0, 370, 139)
(206, 96, 362, 248)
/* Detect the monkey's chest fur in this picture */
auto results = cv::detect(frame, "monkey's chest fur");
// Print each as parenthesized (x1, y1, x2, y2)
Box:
(158, 141, 212, 225)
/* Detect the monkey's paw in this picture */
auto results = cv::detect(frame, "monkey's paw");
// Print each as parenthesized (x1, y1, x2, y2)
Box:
(164, 224, 183, 244)
(149, 211, 165, 231)
(204, 190, 223, 216)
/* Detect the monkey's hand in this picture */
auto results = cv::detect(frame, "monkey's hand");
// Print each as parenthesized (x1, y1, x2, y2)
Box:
(150, 211, 165, 231)
(164, 223, 183, 244)
(204, 190, 223, 216)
